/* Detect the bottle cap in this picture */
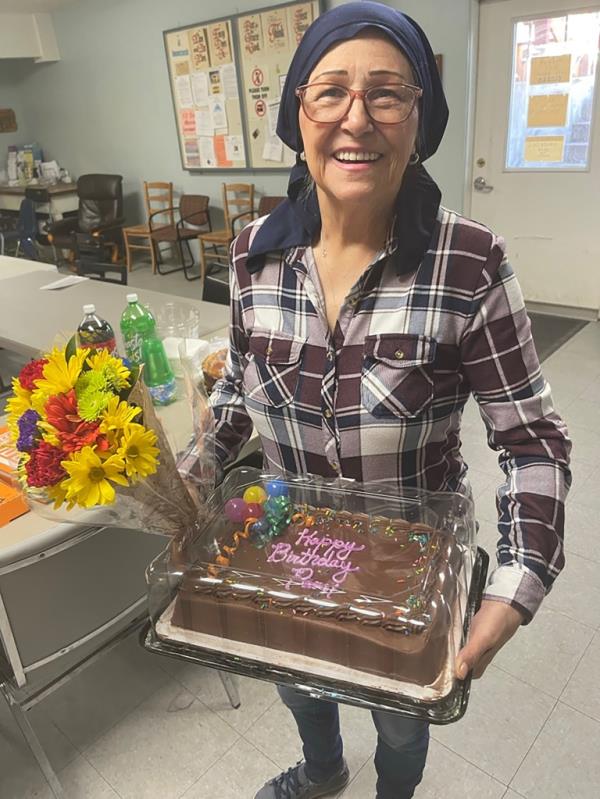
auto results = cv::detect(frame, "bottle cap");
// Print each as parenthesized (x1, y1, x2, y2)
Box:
(83, 304, 95, 314)
(126, 293, 138, 303)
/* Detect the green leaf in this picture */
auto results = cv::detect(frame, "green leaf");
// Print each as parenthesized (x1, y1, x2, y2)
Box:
(65, 334, 78, 362)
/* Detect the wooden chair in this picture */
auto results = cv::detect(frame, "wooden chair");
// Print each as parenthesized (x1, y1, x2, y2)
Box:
(122, 181, 174, 274)
(149, 194, 211, 281)
(231, 195, 285, 234)
(198, 183, 254, 281)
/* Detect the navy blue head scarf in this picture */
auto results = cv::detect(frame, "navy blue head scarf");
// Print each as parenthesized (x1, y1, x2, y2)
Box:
(247, 1, 449, 274)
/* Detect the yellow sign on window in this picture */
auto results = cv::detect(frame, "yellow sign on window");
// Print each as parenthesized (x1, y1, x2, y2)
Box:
(524, 136, 565, 162)
(530, 54, 571, 85)
(527, 94, 569, 127)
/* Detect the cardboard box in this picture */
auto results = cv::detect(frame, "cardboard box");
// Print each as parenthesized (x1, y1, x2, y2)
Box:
(0, 480, 29, 526)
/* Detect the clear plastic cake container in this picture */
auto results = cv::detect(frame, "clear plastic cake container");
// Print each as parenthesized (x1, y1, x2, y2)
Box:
(144, 467, 488, 724)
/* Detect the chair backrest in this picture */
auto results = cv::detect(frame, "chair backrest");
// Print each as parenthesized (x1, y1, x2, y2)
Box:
(257, 195, 285, 216)
(77, 174, 123, 234)
(179, 194, 210, 230)
(222, 183, 254, 230)
(144, 181, 174, 227)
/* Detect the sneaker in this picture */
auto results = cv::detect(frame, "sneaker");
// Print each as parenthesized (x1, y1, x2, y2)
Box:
(255, 759, 350, 799)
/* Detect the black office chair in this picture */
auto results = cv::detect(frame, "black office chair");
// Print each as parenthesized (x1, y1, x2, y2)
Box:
(47, 174, 125, 264)
(75, 232, 128, 285)
(201, 265, 230, 305)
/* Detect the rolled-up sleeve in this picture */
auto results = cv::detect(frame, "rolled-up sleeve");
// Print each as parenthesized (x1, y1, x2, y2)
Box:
(460, 237, 572, 623)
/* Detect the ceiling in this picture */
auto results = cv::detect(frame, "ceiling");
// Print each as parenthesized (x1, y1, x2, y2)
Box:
(0, 0, 80, 12)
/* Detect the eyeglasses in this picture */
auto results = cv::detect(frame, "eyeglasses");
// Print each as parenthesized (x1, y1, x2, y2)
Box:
(295, 82, 423, 124)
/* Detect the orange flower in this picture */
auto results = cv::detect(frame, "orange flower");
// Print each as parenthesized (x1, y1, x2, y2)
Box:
(44, 389, 103, 453)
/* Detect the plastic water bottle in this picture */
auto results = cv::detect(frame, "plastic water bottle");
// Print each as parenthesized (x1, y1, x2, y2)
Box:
(77, 304, 117, 354)
(141, 337, 177, 405)
(120, 293, 176, 405)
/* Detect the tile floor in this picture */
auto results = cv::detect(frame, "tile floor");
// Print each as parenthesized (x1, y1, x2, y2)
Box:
(2, 262, 599, 798)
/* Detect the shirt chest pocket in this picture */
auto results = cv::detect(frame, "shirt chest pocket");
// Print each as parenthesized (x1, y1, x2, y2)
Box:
(361, 334, 437, 418)
(243, 329, 305, 408)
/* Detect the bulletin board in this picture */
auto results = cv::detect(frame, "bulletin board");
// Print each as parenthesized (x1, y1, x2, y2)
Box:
(165, 20, 247, 169)
(163, 1, 321, 172)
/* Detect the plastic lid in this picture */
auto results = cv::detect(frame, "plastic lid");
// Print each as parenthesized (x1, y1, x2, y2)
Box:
(83, 304, 95, 314)
(126, 293, 139, 303)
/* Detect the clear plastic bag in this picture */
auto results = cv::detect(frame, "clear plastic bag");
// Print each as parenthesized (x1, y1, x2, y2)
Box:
(145, 467, 488, 723)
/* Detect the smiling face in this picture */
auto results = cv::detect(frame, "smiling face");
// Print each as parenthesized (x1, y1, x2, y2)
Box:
(298, 31, 419, 214)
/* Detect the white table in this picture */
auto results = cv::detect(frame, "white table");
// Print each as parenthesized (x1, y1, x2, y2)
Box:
(0, 255, 240, 796)
(0, 254, 57, 281)
(0, 259, 229, 358)
(0, 183, 78, 218)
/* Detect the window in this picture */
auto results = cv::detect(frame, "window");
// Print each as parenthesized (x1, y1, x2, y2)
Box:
(506, 11, 600, 170)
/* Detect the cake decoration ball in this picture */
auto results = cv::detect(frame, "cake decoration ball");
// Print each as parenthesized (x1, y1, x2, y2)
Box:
(246, 502, 264, 518)
(265, 479, 288, 497)
(243, 485, 267, 504)
(224, 497, 249, 523)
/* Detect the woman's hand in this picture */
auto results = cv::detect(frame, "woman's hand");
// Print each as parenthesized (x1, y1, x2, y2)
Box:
(455, 599, 525, 680)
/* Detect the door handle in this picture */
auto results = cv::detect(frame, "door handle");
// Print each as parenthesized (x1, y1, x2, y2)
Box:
(474, 176, 494, 193)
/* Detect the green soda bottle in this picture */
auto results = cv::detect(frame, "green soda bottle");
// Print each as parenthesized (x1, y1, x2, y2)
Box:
(120, 293, 156, 366)
(120, 293, 176, 405)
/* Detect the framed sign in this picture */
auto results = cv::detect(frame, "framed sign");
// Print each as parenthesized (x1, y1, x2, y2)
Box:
(0, 109, 17, 134)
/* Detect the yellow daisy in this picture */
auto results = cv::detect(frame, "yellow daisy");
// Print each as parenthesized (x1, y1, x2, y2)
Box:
(61, 447, 128, 508)
(117, 423, 159, 480)
(45, 481, 76, 511)
(100, 395, 141, 431)
(34, 347, 89, 397)
(86, 349, 131, 391)
(6, 378, 32, 437)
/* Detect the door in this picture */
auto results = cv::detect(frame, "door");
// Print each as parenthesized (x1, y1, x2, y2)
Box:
(470, 0, 600, 313)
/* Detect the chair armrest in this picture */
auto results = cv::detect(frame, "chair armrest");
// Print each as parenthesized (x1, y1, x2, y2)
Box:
(230, 210, 257, 236)
(91, 218, 126, 237)
(148, 207, 177, 230)
(47, 217, 78, 237)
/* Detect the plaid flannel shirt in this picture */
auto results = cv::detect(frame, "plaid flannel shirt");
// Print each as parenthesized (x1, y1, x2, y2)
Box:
(208, 206, 571, 622)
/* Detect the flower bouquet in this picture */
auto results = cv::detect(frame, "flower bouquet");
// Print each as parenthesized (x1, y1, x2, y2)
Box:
(5, 336, 214, 539)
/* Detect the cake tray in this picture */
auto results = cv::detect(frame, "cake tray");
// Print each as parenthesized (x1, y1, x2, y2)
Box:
(142, 546, 489, 725)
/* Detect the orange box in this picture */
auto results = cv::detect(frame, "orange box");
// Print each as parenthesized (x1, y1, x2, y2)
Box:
(0, 480, 29, 526)
(0, 425, 20, 488)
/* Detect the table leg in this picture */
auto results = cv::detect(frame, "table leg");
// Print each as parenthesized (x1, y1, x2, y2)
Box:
(218, 671, 241, 708)
(0, 684, 65, 798)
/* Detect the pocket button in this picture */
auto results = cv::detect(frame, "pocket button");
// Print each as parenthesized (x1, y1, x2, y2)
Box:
(394, 349, 405, 360)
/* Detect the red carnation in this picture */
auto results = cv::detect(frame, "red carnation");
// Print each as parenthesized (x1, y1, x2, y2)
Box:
(18, 358, 48, 392)
(25, 442, 67, 487)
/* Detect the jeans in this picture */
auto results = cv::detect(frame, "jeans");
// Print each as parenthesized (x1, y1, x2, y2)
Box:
(278, 685, 429, 799)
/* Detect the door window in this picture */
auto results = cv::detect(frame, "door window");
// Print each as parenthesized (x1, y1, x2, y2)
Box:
(506, 11, 600, 170)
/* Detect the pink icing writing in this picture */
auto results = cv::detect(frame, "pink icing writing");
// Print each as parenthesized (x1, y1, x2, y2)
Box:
(266, 527, 365, 596)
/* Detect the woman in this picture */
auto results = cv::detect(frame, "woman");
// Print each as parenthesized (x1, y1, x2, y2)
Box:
(206, 3, 571, 798)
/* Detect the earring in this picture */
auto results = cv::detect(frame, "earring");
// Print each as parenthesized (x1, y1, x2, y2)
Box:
(299, 151, 306, 162)
(409, 151, 420, 165)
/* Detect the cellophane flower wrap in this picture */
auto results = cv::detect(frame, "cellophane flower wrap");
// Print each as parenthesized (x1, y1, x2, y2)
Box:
(5, 335, 214, 538)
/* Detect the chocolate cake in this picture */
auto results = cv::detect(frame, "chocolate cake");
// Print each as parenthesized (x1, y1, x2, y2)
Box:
(167, 505, 464, 689)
